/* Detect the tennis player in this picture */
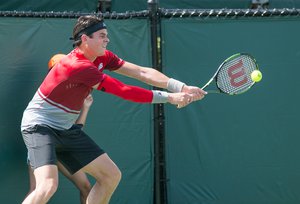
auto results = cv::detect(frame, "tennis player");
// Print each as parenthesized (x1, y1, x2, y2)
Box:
(25, 54, 92, 204)
(21, 15, 206, 204)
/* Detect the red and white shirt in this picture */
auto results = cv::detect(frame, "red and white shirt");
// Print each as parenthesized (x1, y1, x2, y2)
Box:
(21, 48, 124, 130)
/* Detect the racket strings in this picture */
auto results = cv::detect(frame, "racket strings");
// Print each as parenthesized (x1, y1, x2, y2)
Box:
(217, 55, 256, 95)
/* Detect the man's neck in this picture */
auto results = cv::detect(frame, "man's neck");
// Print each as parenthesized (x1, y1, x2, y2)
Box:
(77, 46, 96, 62)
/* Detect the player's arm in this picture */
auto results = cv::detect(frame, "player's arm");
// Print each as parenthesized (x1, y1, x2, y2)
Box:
(114, 61, 207, 101)
(114, 62, 170, 89)
(92, 75, 193, 108)
(75, 94, 93, 126)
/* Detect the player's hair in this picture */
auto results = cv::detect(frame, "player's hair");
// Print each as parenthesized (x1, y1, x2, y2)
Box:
(72, 15, 104, 47)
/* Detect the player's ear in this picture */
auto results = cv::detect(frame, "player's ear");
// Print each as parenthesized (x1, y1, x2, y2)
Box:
(81, 34, 88, 43)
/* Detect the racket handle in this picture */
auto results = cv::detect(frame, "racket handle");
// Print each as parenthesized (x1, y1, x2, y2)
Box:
(206, 90, 220, 94)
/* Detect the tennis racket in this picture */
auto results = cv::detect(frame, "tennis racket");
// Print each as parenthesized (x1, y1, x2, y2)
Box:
(202, 53, 259, 95)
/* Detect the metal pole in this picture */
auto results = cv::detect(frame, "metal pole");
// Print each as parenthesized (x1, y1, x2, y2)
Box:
(148, 1, 167, 204)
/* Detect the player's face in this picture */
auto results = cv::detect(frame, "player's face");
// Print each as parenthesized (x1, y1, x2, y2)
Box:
(87, 29, 109, 56)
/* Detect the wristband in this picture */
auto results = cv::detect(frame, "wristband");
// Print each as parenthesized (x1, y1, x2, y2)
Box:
(152, 90, 168, 104)
(167, 78, 185, 93)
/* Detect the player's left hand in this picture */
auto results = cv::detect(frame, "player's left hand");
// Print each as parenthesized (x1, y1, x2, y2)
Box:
(182, 85, 207, 101)
(83, 94, 94, 108)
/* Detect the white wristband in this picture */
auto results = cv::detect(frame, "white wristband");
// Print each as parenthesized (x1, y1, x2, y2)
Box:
(167, 78, 185, 93)
(151, 90, 169, 104)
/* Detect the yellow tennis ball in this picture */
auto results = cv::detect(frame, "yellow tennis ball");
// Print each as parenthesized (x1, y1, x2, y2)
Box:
(251, 70, 262, 82)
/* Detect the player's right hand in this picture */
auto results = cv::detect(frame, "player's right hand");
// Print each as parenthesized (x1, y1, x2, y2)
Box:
(167, 92, 193, 108)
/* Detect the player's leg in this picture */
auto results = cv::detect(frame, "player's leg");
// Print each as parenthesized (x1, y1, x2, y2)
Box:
(57, 128, 121, 204)
(82, 153, 121, 204)
(22, 125, 60, 204)
(24, 164, 36, 199)
(57, 161, 91, 204)
(22, 165, 58, 204)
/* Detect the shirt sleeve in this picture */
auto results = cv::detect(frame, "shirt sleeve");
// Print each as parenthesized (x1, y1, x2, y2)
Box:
(97, 74, 153, 103)
(72, 62, 104, 87)
(105, 50, 125, 71)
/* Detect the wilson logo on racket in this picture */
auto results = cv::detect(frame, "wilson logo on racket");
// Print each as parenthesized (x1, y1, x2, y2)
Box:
(227, 59, 248, 87)
(201, 53, 258, 95)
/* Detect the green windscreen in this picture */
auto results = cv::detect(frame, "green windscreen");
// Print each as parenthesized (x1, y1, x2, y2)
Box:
(162, 17, 300, 204)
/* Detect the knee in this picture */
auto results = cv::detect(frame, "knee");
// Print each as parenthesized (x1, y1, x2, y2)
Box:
(114, 167, 122, 184)
(111, 166, 122, 184)
(103, 166, 122, 189)
(79, 180, 92, 197)
(36, 178, 58, 198)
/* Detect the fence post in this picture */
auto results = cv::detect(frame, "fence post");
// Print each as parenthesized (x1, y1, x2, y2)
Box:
(148, 1, 168, 204)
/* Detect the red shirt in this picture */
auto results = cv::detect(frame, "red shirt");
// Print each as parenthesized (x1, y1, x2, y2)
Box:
(21, 48, 124, 130)
(39, 48, 124, 112)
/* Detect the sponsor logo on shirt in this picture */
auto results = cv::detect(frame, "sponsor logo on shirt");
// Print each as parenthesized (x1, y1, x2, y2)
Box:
(98, 63, 103, 71)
